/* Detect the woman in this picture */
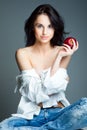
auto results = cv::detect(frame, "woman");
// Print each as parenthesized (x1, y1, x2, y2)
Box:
(0, 4, 87, 130)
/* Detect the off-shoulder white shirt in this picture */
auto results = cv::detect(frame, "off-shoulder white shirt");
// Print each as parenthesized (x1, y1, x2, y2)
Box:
(12, 68, 70, 120)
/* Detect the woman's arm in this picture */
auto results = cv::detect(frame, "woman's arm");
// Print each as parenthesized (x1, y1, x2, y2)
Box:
(50, 41, 79, 76)
(60, 41, 79, 68)
(60, 55, 71, 68)
(15, 48, 50, 104)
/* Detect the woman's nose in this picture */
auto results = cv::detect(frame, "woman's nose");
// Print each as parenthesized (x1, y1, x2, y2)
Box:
(43, 27, 47, 35)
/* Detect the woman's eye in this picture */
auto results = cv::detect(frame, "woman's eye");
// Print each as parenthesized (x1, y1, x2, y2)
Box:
(37, 24, 43, 28)
(48, 25, 53, 28)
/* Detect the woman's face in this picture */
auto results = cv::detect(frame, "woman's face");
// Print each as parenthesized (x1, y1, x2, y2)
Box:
(34, 14, 55, 44)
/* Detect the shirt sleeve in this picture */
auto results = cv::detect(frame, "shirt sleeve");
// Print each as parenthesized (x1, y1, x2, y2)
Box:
(44, 68, 69, 95)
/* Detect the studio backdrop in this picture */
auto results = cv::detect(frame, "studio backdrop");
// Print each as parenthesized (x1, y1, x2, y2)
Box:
(0, 0, 87, 121)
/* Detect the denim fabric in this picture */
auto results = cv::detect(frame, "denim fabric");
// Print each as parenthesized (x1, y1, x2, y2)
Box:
(0, 97, 87, 130)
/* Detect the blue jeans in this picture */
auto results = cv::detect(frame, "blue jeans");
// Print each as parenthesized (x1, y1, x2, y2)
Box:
(0, 97, 87, 130)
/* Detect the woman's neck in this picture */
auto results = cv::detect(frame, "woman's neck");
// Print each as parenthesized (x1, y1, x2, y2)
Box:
(33, 41, 53, 54)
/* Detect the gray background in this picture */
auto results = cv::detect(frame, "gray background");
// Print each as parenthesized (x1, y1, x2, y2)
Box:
(0, 0, 87, 122)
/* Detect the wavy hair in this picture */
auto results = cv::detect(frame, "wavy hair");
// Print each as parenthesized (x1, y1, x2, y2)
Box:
(24, 4, 67, 47)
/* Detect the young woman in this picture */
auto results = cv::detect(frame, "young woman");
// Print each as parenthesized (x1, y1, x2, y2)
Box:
(0, 4, 87, 130)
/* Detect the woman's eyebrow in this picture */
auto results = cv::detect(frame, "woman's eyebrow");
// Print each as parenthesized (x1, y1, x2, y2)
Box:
(34, 23, 51, 26)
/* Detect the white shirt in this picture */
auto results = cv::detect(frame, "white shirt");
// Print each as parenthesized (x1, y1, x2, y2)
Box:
(12, 68, 70, 120)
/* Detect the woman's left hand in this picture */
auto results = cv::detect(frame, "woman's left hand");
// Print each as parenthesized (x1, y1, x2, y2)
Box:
(59, 40, 79, 58)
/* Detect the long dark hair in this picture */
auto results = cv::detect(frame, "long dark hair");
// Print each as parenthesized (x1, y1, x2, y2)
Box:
(24, 4, 66, 47)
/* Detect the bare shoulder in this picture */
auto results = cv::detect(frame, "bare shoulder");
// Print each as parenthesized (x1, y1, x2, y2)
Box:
(16, 47, 27, 58)
(15, 47, 32, 71)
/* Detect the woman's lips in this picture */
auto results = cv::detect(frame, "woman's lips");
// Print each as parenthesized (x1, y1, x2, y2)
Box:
(41, 36, 49, 39)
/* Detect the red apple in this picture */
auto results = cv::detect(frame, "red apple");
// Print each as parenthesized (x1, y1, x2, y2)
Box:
(64, 37, 77, 49)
